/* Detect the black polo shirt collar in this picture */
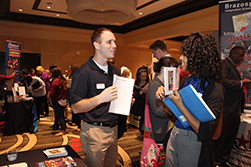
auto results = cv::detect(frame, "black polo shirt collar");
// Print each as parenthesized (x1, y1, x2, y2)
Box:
(87, 56, 113, 75)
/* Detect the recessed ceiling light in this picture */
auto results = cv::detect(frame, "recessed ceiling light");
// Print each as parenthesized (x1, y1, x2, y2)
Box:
(47, 2, 53, 9)
(139, 12, 143, 15)
(18, 8, 23, 12)
(56, 14, 60, 17)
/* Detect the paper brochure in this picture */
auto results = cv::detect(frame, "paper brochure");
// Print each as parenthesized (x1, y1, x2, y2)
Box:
(43, 147, 68, 158)
(164, 67, 179, 95)
(108, 74, 134, 116)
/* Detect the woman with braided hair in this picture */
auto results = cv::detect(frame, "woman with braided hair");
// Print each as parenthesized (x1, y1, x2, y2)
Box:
(131, 66, 149, 140)
(156, 32, 224, 167)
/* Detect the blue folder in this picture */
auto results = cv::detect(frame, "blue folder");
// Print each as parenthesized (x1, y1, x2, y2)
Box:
(163, 84, 215, 127)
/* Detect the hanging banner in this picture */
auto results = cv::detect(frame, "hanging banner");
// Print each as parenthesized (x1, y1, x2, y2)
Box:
(219, 1, 251, 166)
(219, 0, 251, 105)
(5, 40, 21, 84)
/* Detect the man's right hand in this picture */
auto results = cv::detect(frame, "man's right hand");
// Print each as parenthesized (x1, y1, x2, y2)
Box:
(72, 85, 118, 114)
(99, 85, 118, 103)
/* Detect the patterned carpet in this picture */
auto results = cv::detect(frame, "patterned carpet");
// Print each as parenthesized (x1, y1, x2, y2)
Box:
(0, 107, 143, 167)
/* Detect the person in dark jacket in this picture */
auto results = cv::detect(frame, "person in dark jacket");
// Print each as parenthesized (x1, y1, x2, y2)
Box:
(214, 46, 251, 166)
(130, 66, 149, 140)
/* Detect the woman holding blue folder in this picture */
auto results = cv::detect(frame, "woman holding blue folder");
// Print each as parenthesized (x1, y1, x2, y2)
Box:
(156, 32, 224, 167)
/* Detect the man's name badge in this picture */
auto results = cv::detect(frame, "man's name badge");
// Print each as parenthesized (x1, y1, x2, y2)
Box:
(96, 83, 105, 89)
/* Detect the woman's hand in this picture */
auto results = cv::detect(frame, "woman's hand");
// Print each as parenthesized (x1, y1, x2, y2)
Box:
(169, 90, 200, 133)
(169, 90, 183, 106)
(155, 86, 165, 100)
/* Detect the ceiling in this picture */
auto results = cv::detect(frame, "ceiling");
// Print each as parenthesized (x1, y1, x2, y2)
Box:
(1, 0, 219, 41)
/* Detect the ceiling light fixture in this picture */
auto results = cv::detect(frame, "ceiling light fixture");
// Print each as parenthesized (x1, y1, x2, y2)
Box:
(66, 0, 137, 25)
(18, 8, 23, 12)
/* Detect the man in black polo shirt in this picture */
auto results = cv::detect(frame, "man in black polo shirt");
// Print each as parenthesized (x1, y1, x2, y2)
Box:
(70, 28, 120, 167)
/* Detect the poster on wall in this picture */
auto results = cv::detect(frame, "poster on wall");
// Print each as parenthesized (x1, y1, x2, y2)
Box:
(219, 0, 251, 105)
(219, 1, 251, 166)
(5, 40, 21, 87)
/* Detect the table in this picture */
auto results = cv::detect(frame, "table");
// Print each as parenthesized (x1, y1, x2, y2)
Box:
(228, 113, 251, 166)
(5, 99, 36, 135)
(0, 145, 88, 167)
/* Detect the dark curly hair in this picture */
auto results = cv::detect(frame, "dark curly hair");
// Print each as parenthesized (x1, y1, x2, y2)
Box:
(181, 32, 222, 90)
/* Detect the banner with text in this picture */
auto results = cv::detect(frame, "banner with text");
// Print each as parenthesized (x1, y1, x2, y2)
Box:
(5, 40, 21, 83)
(220, 1, 251, 166)
(219, 0, 251, 104)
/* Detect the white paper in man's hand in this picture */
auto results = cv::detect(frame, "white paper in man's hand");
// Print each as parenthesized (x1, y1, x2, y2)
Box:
(108, 74, 134, 116)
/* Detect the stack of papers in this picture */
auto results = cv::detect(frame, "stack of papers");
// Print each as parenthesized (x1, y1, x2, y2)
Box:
(43, 147, 68, 158)
(0, 162, 28, 167)
(19, 96, 33, 101)
(108, 74, 134, 116)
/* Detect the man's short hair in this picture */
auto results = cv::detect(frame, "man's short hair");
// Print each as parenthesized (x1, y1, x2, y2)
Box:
(149, 40, 167, 52)
(229, 46, 244, 56)
(91, 27, 112, 45)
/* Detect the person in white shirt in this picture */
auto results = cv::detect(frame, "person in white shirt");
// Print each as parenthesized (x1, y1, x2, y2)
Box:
(24, 75, 46, 121)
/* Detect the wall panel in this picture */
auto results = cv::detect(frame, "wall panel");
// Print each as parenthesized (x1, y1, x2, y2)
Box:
(41, 53, 56, 70)
(55, 54, 70, 71)
(41, 40, 55, 53)
(55, 41, 70, 54)
(23, 38, 40, 53)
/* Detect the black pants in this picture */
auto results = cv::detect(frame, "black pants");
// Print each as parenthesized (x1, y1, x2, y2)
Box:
(53, 102, 66, 130)
(33, 96, 46, 120)
(214, 111, 240, 164)
(43, 97, 49, 115)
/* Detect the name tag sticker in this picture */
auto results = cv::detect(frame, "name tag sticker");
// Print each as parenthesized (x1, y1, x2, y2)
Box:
(96, 83, 105, 89)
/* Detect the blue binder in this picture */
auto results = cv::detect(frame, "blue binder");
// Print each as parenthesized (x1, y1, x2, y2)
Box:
(163, 84, 215, 127)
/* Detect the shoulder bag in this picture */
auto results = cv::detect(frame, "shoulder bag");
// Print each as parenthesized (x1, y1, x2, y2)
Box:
(141, 96, 164, 167)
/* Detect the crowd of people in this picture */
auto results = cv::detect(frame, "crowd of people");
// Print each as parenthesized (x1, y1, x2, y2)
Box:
(1, 27, 250, 167)
(2, 63, 80, 136)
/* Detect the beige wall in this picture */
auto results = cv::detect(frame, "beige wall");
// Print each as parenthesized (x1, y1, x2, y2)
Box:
(0, 5, 219, 78)
(0, 21, 182, 78)
(0, 29, 155, 78)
